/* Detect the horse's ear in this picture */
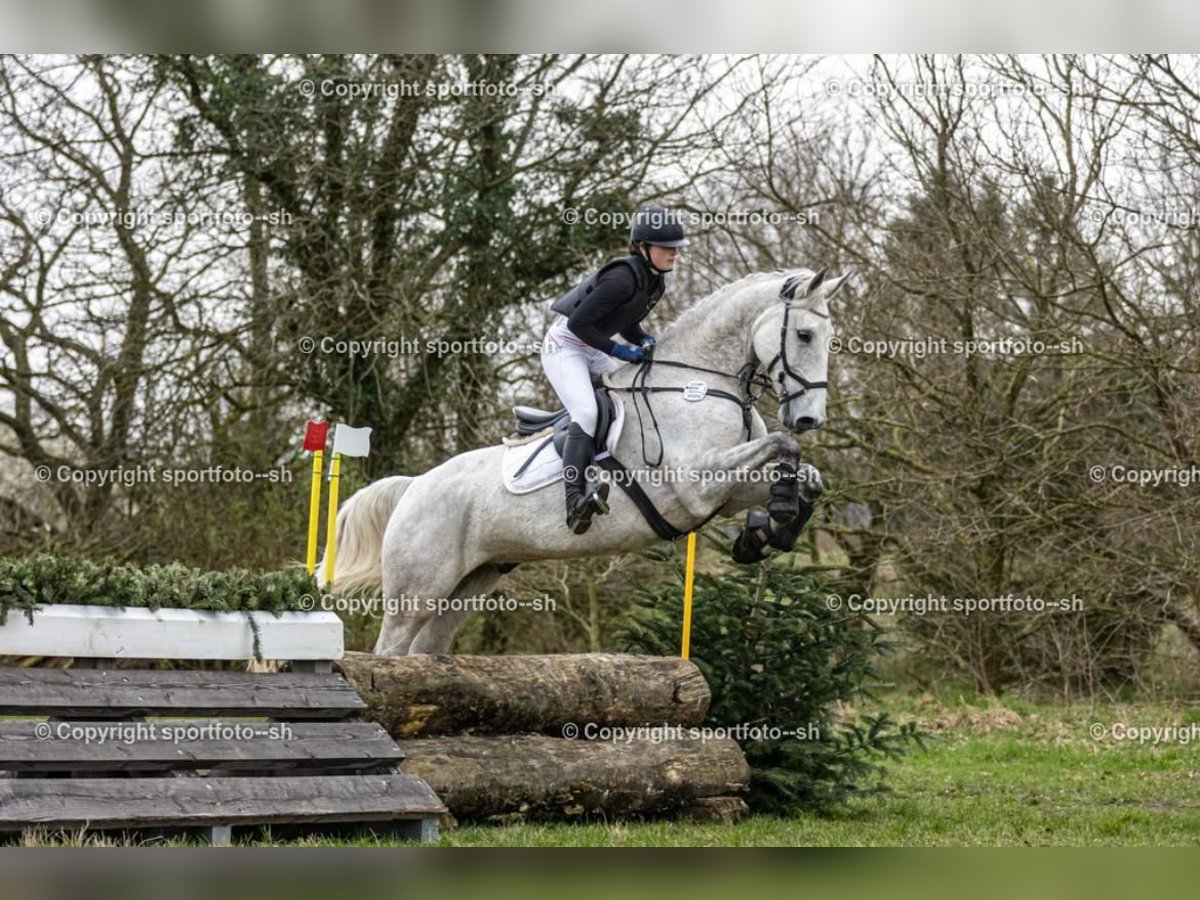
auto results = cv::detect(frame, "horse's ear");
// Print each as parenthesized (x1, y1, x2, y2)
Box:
(803, 267, 829, 297)
(825, 272, 852, 300)
(780, 275, 804, 300)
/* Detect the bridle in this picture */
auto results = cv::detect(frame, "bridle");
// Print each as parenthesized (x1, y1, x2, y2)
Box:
(606, 278, 830, 467)
(763, 300, 830, 406)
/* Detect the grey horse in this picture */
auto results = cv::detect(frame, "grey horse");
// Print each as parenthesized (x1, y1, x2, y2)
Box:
(318, 267, 849, 654)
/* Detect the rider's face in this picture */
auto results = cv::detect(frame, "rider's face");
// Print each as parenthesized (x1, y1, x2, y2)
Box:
(646, 244, 680, 271)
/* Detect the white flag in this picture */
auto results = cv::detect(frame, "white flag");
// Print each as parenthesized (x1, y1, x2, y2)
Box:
(332, 423, 372, 457)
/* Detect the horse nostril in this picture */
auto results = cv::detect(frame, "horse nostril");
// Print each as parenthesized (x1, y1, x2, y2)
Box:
(794, 416, 820, 431)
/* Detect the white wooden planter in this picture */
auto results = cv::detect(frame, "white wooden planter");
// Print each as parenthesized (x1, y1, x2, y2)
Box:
(0, 604, 343, 661)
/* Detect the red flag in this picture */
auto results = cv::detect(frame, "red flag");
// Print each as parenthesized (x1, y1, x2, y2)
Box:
(302, 419, 329, 452)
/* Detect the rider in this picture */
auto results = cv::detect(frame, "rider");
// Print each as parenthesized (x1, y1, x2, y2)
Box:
(542, 205, 689, 534)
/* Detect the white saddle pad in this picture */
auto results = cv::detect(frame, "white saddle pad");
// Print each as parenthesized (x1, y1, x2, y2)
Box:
(501, 396, 626, 495)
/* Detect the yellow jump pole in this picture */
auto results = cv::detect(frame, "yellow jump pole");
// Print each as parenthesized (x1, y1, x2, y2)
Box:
(322, 452, 342, 586)
(305, 448, 324, 574)
(681, 531, 697, 659)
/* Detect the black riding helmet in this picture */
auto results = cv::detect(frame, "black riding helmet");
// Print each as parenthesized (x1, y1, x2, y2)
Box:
(629, 206, 690, 248)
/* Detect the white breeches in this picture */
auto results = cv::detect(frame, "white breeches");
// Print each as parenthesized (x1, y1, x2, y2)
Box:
(541, 316, 620, 438)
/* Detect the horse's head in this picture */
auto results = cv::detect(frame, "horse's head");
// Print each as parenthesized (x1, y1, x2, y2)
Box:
(751, 267, 849, 432)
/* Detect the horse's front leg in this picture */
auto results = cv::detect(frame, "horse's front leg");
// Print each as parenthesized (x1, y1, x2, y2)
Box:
(679, 433, 824, 562)
(718, 470, 824, 562)
(673, 431, 807, 520)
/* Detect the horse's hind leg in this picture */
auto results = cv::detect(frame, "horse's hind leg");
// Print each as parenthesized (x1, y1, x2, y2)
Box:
(373, 553, 469, 656)
(407, 563, 504, 654)
(374, 610, 418, 656)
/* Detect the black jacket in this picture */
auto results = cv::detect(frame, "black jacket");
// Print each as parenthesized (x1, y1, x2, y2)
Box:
(551, 255, 665, 355)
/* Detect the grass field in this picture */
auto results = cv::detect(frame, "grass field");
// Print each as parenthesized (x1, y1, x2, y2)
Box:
(18, 691, 1199, 847)
(416, 693, 1200, 847)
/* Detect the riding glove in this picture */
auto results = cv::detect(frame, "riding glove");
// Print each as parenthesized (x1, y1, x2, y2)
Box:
(611, 343, 647, 362)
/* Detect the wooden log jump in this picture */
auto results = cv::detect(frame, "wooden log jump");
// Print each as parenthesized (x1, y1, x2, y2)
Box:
(336, 651, 752, 824)
(2, 604, 750, 832)
(399, 734, 749, 822)
(335, 651, 711, 737)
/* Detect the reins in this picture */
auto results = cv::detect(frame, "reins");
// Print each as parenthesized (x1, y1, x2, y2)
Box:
(605, 354, 770, 467)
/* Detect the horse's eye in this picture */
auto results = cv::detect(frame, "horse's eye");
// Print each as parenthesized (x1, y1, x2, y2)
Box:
(796, 329, 813, 345)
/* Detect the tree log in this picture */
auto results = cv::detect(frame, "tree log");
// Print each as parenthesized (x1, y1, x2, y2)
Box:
(398, 734, 749, 822)
(683, 796, 751, 824)
(335, 652, 710, 737)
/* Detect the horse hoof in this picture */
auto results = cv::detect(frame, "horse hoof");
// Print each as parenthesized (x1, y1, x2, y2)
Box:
(796, 463, 824, 501)
(766, 498, 798, 523)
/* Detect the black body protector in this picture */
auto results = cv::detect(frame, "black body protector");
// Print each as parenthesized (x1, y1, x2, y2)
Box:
(551, 254, 665, 323)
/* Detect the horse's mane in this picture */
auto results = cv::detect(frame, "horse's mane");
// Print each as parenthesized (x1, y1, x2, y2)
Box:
(660, 268, 815, 344)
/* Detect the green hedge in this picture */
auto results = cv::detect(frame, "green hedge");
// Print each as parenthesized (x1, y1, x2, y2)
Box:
(0, 553, 319, 626)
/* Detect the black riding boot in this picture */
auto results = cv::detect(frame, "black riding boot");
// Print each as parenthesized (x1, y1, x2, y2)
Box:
(562, 423, 610, 535)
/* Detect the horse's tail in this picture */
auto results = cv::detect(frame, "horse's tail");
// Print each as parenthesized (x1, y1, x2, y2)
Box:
(316, 475, 414, 594)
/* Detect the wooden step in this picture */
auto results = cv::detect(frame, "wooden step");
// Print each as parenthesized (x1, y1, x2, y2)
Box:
(0, 720, 401, 772)
(0, 605, 343, 661)
(0, 668, 365, 719)
(0, 774, 446, 833)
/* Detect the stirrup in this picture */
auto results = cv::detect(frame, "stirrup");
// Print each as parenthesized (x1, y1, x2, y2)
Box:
(566, 483, 610, 535)
(590, 481, 611, 516)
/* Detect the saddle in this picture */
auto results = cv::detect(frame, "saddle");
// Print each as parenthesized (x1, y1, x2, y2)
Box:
(506, 376, 733, 541)
(511, 384, 617, 456)
(501, 385, 623, 496)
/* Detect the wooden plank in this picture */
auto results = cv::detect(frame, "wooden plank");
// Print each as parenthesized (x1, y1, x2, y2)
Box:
(0, 668, 365, 719)
(0, 720, 402, 772)
(0, 605, 343, 661)
(0, 775, 447, 830)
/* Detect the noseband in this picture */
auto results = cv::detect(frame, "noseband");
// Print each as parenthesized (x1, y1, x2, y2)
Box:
(763, 300, 830, 406)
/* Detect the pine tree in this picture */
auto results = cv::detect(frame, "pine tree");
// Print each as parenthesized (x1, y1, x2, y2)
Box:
(617, 564, 922, 814)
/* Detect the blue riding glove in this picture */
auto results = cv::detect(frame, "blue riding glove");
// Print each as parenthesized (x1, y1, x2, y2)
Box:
(611, 343, 647, 363)
(641, 334, 657, 349)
